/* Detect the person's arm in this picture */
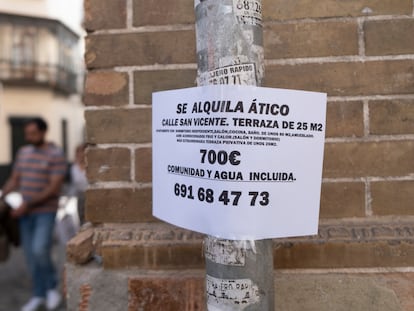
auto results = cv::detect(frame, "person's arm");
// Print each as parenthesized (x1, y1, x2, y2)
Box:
(11, 174, 65, 218)
(27, 173, 65, 207)
(0, 169, 20, 200)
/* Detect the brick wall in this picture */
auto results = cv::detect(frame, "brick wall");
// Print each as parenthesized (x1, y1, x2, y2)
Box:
(67, 0, 414, 310)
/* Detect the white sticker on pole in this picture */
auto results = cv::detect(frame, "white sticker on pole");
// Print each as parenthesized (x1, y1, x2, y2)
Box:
(152, 85, 327, 240)
(206, 275, 260, 310)
(204, 239, 247, 266)
(233, 0, 262, 27)
(197, 63, 256, 86)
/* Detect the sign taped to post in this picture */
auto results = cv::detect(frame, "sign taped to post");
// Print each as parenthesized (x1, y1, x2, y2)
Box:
(152, 85, 327, 240)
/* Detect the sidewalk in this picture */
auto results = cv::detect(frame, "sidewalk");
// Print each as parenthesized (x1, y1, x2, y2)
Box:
(0, 243, 66, 311)
(0, 196, 79, 311)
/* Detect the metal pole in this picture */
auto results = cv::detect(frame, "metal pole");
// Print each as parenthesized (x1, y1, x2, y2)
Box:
(194, 1, 274, 310)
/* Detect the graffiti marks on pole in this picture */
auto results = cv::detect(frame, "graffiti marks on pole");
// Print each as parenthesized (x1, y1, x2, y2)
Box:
(206, 276, 260, 310)
(205, 238, 247, 266)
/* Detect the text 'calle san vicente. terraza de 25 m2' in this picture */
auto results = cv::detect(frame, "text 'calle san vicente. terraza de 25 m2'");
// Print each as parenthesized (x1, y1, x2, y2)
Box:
(152, 85, 326, 240)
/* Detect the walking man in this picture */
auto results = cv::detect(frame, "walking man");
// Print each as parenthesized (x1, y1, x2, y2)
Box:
(0, 117, 67, 311)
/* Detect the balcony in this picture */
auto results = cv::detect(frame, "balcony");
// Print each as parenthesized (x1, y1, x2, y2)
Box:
(0, 60, 79, 94)
(0, 12, 83, 95)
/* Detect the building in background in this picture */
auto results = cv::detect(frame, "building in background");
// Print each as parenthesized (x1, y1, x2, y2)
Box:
(0, 0, 85, 186)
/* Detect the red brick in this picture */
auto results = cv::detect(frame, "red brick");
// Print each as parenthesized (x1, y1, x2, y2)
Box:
(365, 19, 414, 56)
(275, 241, 414, 268)
(85, 108, 151, 144)
(85, 188, 155, 223)
(84, 71, 129, 107)
(79, 284, 93, 311)
(135, 148, 152, 183)
(86, 31, 196, 69)
(102, 244, 204, 270)
(371, 180, 414, 216)
(128, 277, 204, 311)
(66, 228, 95, 265)
(326, 101, 364, 138)
(264, 21, 358, 59)
(133, 0, 195, 26)
(369, 99, 414, 135)
(263, 0, 413, 20)
(323, 141, 414, 178)
(84, 0, 126, 31)
(87, 148, 131, 182)
(320, 182, 365, 219)
(264, 60, 414, 96)
(134, 70, 196, 105)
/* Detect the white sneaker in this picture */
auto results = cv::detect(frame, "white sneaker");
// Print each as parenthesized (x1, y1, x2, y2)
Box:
(46, 289, 62, 310)
(21, 297, 45, 311)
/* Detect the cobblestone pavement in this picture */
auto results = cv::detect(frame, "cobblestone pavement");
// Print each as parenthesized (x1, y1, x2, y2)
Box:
(0, 243, 67, 311)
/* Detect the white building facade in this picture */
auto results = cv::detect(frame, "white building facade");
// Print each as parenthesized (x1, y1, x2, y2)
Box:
(0, 0, 85, 185)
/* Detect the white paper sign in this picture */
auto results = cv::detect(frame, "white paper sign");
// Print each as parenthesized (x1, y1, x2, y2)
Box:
(152, 85, 327, 240)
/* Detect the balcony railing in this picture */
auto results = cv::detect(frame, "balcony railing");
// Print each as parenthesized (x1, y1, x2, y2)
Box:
(0, 59, 80, 94)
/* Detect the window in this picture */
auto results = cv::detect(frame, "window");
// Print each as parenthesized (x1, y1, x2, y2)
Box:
(11, 26, 37, 68)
